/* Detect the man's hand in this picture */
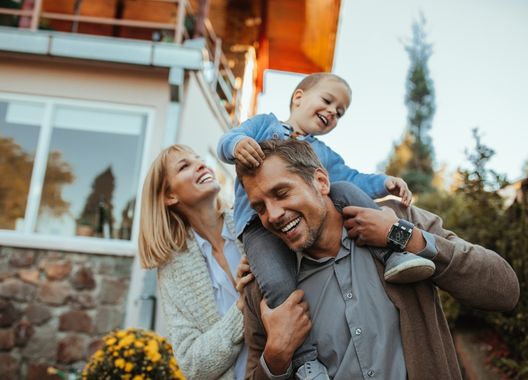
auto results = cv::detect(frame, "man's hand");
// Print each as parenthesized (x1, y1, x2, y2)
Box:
(261, 289, 311, 375)
(343, 206, 426, 252)
(234, 137, 265, 168)
(385, 176, 412, 207)
(343, 206, 398, 246)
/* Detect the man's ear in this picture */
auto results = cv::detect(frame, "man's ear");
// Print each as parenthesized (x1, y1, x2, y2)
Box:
(313, 168, 330, 195)
(291, 89, 304, 108)
(164, 194, 178, 207)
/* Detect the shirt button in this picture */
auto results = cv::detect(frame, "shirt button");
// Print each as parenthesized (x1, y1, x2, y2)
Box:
(355, 328, 362, 335)
(345, 292, 353, 299)
(367, 370, 375, 377)
(272, 133, 279, 139)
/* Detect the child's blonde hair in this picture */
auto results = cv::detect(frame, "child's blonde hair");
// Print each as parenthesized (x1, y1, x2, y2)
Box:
(138, 144, 224, 269)
(289, 72, 352, 110)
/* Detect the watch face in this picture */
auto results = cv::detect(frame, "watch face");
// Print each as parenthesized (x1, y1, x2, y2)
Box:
(394, 230, 406, 244)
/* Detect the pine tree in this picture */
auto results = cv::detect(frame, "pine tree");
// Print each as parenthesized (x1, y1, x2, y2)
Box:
(386, 14, 436, 194)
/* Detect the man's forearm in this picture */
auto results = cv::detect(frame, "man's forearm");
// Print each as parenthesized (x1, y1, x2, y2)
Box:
(263, 342, 294, 375)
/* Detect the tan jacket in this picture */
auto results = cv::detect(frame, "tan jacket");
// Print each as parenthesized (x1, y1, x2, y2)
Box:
(243, 200, 520, 380)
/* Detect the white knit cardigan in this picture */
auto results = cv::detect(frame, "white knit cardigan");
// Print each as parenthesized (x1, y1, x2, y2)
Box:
(158, 213, 245, 380)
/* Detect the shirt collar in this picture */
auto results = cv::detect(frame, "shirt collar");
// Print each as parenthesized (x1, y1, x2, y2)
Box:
(281, 123, 315, 141)
(296, 228, 352, 272)
(192, 217, 234, 259)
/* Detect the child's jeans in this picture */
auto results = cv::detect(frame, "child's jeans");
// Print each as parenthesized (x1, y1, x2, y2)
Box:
(242, 181, 381, 368)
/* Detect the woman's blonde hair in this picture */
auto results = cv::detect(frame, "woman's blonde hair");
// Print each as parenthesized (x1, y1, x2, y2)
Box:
(138, 144, 224, 269)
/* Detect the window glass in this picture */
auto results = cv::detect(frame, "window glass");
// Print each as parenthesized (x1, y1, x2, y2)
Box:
(35, 105, 146, 240)
(0, 100, 44, 231)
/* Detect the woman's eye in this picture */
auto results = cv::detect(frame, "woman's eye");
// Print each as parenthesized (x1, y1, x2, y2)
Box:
(178, 164, 188, 172)
(323, 98, 330, 104)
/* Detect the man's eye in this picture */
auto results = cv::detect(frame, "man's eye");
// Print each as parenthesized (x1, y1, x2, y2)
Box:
(277, 191, 288, 199)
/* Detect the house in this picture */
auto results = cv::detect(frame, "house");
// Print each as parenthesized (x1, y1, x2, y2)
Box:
(0, 0, 341, 378)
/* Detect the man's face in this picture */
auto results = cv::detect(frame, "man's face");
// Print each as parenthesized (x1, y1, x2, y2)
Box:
(243, 155, 329, 252)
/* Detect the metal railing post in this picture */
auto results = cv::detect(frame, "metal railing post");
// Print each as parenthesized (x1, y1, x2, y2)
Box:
(30, 0, 43, 31)
(212, 37, 222, 89)
(175, 0, 186, 44)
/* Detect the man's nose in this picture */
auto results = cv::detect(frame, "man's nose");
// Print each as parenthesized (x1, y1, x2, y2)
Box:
(266, 202, 284, 224)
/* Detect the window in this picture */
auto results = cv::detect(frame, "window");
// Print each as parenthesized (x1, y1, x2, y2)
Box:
(0, 94, 151, 244)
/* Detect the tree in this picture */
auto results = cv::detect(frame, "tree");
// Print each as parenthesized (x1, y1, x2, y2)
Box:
(385, 14, 436, 194)
(78, 166, 115, 237)
(0, 137, 74, 229)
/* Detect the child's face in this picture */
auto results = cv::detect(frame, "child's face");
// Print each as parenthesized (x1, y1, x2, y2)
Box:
(290, 79, 351, 136)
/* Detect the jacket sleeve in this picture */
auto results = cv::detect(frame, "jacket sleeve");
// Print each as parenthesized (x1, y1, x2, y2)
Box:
(317, 140, 389, 199)
(386, 199, 520, 311)
(217, 114, 268, 164)
(158, 264, 244, 379)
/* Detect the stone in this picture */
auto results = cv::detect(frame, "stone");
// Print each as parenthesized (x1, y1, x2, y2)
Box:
(25, 303, 52, 325)
(37, 281, 72, 306)
(14, 319, 34, 346)
(59, 310, 92, 333)
(22, 324, 57, 361)
(99, 278, 127, 304)
(9, 250, 35, 267)
(94, 306, 122, 334)
(87, 338, 104, 357)
(70, 267, 96, 290)
(114, 257, 133, 278)
(44, 260, 72, 281)
(71, 292, 96, 310)
(0, 270, 14, 281)
(27, 362, 62, 380)
(0, 278, 36, 302)
(0, 353, 19, 379)
(0, 328, 15, 350)
(0, 299, 20, 327)
(19, 269, 40, 285)
(95, 257, 114, 276)
(57, 334, 86, 364)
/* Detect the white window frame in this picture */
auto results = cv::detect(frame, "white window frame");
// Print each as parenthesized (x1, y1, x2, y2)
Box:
(0, 92, 155, 256)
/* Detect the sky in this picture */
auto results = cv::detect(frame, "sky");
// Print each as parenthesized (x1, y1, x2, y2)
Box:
(258, 0, 528, 185)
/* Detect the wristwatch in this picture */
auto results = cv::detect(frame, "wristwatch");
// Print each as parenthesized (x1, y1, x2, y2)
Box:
(387, 219, 414, 252)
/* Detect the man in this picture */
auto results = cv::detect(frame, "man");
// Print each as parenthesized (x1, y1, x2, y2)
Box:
(235, 139, 519, 380)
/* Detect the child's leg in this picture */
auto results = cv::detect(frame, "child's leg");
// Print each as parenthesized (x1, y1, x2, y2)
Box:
(242, 218, 327, 377)
(242, 218, 297, 308)
(329, 181, 435, 283)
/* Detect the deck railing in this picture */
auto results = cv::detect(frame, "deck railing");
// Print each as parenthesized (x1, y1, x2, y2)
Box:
(0, 0, 241, 125)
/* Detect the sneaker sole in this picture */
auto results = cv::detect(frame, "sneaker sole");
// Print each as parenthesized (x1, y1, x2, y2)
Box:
(384, 258, 435, 284)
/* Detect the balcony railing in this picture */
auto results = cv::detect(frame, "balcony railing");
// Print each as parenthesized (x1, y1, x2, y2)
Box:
(0, 0, 242, 125)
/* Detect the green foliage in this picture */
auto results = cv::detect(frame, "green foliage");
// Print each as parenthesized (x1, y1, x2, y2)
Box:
(385, 14, 436, 193)
(415, 129, 528, 378)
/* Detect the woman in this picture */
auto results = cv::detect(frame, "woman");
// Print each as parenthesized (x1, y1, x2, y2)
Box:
(138, 144, 253, 380)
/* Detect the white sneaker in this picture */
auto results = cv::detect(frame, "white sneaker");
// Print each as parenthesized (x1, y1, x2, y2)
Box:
(295, 359, 330, 380)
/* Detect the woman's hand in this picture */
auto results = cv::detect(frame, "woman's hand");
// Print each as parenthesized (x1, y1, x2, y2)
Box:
(235, 255, 254, 310)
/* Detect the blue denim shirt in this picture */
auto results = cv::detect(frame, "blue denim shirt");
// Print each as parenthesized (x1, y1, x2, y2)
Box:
(217, 113, 389, 236)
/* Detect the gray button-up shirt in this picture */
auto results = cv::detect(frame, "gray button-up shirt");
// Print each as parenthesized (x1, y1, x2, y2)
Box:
(296, 229, 407, 380)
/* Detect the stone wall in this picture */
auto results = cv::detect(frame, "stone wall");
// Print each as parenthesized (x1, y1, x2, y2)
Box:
(0, 246, 134, 379)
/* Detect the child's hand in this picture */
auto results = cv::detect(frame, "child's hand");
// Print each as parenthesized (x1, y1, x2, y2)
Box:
(384, 176, 412, 207)
(234, 137, 265, 168)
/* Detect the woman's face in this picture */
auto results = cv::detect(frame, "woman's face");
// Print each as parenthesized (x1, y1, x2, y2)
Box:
(164, 149, 220, 208)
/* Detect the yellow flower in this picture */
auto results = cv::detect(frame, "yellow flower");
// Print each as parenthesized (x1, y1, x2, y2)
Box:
(115, 358, 125, 368)
(116, 330, 127, 338)
(124, 362, 134, 372)
(106, 337, 117, 346)
(134, 340, 144, 348)
(133, 376, 144, 380)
